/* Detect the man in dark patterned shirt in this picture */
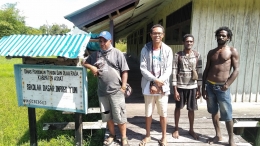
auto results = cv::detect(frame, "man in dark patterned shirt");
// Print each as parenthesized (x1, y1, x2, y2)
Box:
(172, 34, 202, 140)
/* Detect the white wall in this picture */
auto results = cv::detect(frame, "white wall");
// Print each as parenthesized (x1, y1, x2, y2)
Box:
(191, 0, 260, 102)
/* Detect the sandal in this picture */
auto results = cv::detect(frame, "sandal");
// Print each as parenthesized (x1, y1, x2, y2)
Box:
(122, 137, 130, 146)
(139, 136, 151, 146)
(103, 134, 116, 146)
(139, 140, 146, 146)
(158, 139, 167, 146)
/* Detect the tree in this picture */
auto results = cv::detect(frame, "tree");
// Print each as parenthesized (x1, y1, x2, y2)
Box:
(39, 23, 70, 35)
(0, 3, 71, 39)
(0, 3, 28, 38)
(39, 24, 49, 34)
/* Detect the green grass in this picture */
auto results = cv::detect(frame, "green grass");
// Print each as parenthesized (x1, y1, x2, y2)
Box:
(0, 57, 103, 146)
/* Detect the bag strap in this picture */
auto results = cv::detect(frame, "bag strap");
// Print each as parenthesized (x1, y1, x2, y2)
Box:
(100, 52, 122, 82)
(191, 50, 199, 70)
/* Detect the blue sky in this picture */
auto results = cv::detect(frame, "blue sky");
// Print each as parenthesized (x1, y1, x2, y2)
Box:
(0, 0, 99, 29)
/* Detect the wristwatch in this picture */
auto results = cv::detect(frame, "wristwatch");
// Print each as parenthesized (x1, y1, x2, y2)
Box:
(121, 86, 126, 90)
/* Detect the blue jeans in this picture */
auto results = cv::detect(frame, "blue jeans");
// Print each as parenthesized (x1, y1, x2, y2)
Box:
(206, 81, 232, 121)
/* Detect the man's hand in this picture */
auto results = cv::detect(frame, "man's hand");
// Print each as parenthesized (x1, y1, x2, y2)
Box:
(221, 83, 229, 91)
(174, 91, 180, 101)
(120, 88, 126, 93)
(150, 85, 161, 94)
(89, 65, 98, 76)
(196, 90, 201, 99)
(154, 79, 164, 87)
(202, 88, 208, 100)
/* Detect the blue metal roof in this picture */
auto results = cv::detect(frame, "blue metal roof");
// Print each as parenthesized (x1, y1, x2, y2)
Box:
(0, 34, 91, 58)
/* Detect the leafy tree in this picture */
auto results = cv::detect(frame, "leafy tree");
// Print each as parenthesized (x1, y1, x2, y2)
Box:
(0, 3, 28, 38)
(39, 24, 70, 35)
(25, 27, 42, 35)
(39, 24, 49, 34)
(0, 3, 70, 38)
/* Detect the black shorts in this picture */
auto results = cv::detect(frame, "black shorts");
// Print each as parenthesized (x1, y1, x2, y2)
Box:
(175, 88, 198, 111)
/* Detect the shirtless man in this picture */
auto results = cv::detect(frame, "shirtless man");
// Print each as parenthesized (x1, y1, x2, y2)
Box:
(202, 26, 239, 146)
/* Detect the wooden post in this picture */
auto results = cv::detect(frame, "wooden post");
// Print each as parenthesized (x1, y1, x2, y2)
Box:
(75, 113, 83, 146)
(233, 127, 244, 135)
(28, 107, 37, 146)
(110, 19, 115, 46)
(256, 128, 260, 146)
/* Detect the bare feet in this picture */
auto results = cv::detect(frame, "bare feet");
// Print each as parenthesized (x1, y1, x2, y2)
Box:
(229, 138, 236, 146)
(207, 136, 222, 144)
(139, 136, 150, 146)
(189, 130, 199, 140)
(172, 130, 179, 139)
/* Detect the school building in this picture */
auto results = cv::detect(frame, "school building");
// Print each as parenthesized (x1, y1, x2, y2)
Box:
(65, 0, 260, 103)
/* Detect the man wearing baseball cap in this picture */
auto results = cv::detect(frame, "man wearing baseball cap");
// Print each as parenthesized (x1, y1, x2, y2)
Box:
(82, 31, 130, 146)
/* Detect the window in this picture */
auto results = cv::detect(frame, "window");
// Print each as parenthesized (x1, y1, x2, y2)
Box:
(146, 22, 153, 43)
(134, 32, 137, 44)
(139, 28, 144, 44)
(165, 2, 192, 45)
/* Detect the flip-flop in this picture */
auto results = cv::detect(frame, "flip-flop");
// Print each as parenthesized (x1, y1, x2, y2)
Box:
(139, 136, 151, 146)
(158, 139, 167, 146)
(103, 134, 116, 146)
(139, 140, 146, 146)
(122, 137, 130, 146)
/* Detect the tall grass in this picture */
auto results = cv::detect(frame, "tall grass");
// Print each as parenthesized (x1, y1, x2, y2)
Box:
(0, 57, 103, 146)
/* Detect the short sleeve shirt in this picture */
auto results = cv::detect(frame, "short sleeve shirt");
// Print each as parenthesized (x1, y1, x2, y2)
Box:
(86, 46, 129, 96)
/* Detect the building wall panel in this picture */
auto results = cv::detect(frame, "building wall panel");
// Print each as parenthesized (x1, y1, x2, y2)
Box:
(191, 0, 260, 102)
(126, 0, 260, 102)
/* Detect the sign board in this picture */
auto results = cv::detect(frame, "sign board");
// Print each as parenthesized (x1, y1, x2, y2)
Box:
(14, 64, 88, 114)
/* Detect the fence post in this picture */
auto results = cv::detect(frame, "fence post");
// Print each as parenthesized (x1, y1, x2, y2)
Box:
(256, 128, 260, 146)
(75, 113, 83, 146)
(28, 107, 37, 146)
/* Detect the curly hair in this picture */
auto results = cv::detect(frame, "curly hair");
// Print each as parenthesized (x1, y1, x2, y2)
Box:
(215, 26, 233, 42)
(182, 34, 194, 42)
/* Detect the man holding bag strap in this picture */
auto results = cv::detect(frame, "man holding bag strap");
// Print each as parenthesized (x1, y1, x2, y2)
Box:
(140, 24, 173, 146)
(82, 31, 130, 146)
(172, 34, 202, 140)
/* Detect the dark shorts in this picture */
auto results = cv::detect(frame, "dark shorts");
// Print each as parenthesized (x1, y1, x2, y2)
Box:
(175, 88, 198, 111)
(206, 81, 232, 121)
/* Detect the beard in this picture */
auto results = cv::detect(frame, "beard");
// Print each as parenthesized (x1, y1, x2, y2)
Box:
(217, 39, 228, 45)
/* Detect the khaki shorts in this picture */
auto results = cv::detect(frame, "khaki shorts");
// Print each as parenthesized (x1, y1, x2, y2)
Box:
(144, 94, 168, 117)
(99, 90, 127, 124)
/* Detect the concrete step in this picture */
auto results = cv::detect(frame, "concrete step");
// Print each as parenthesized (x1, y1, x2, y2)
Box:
(62, 107, 101, 114)
(43, 120, 106, 130)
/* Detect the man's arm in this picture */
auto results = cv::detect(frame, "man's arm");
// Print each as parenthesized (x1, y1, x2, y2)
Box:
(196, 52, 203, 98)
(140, 49, 157, 81)
(172, 53, 180, 101)
(121, 71, 128, 90)
(202, 51, 212, 99)
(222, 47, 239, 89)
(172, 53, 179, 87)
(202, 51, 212, 88)
(81, 60, 98, 76)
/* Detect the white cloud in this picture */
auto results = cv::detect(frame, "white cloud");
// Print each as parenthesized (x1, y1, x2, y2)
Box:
(0, 0, 99, 29)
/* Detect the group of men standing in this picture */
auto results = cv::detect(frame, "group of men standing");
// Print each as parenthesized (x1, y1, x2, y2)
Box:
(82, 24, 239, 146)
